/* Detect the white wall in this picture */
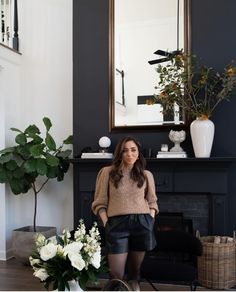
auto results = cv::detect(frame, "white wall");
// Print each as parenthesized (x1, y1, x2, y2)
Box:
(0, 0, 73, 260)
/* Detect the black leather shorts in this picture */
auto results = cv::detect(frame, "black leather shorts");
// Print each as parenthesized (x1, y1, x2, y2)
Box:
(105, 214, 156, 254)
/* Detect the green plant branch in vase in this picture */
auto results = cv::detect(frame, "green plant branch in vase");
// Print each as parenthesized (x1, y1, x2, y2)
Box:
(148, 52, 236, 119)
(0, 117, 73, 232)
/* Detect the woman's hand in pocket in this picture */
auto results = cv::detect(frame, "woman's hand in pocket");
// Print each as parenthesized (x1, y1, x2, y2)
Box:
(103, 219, 108, 227)
(150, 209, 156, 219)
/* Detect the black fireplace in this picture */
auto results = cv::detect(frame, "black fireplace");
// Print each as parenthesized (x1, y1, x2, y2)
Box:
(72, 157, 234, 236)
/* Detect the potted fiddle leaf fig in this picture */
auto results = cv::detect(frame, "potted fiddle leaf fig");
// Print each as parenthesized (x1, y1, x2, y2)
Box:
(0, 117, 73, 263)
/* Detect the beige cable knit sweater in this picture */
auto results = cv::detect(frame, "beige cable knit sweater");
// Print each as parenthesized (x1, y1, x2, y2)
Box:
(92, 166, 159, 217)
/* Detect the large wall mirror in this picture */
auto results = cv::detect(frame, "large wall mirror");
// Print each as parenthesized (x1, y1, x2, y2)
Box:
(109, 0, 191, 131)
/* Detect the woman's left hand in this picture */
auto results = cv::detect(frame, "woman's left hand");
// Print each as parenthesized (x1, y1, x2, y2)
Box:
(150, 209, 156, 218)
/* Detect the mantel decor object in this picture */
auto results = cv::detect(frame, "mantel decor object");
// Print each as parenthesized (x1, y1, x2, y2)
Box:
(157, 130, 187, 158)
(190, 117, 215, 158)
(99, 136, 111, 153)
(169, 130, 186, 152)
(81, 136, 113, 159)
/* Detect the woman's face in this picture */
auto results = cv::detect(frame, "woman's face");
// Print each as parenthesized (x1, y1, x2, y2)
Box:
(122, 140, 139, 167)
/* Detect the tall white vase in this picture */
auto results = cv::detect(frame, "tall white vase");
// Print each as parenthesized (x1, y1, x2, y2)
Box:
(190, 117, 215, 158)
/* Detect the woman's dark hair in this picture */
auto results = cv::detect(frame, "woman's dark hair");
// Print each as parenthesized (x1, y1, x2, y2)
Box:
(110, 137, 146, 188)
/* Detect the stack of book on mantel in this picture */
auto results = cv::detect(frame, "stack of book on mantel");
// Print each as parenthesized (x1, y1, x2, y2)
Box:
(156, 151, 187, 158)
(81, 152, 113, 159)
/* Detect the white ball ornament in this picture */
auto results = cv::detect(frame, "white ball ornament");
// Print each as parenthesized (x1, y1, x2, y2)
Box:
(99, 136, 111, 148)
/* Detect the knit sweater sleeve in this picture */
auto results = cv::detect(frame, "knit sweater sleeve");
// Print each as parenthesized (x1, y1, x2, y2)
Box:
(91, 166, 110, 215)
(145, 170, 159, 214)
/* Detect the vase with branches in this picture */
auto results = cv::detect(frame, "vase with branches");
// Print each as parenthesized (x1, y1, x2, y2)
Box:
(148, 53, 236, 157)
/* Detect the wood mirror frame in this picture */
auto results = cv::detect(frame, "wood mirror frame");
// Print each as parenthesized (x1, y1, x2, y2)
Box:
(109, 0, 192, 132)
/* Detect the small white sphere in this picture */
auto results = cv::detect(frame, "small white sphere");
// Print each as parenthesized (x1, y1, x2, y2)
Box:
(99, 136, 111, 148)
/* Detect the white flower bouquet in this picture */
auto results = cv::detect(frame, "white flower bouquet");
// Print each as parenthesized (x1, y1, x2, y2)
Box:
(30, 220, 108, 291)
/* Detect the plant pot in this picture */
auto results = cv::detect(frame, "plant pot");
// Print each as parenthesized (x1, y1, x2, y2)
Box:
(190, 117, 215, 158)
(12, 226, 57, 265)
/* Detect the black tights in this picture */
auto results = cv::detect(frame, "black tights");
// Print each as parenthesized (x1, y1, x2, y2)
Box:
(108, 251, 145, 281)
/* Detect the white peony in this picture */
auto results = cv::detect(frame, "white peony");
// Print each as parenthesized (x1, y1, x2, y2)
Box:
(68, 253, 86, 271)
(90, 251, 101, 269)
(63, 241, 83, 256)
(33, 268, 49, 281)
(40, 242, 57, 261)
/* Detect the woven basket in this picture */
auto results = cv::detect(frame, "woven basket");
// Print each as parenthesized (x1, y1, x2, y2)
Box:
(198, 236, 236, 289)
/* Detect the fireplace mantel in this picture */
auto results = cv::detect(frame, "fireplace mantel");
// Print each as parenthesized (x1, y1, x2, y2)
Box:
(72, 157, 234, 235)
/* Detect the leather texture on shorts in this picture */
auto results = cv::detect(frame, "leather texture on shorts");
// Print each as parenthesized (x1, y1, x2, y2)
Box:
(105, 214, 156, 254)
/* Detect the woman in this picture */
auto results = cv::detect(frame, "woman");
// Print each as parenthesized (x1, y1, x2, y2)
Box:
(92, 137, 159, 291)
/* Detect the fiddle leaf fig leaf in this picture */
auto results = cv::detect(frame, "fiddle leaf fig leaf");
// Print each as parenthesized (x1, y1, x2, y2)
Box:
(6, 170, 13, 181)
(43, 117, 52, 131)
(30, 144, 45, 157)
(17, 145, 31, 160)
(57, 150, 72, 159)
(59, 159, 70, 173)
(9, 179, 24, 194)
(47, 166, 58, 178)
(46, 154, 59, 167)
(13, 167, 25, 179)
(24, 159, 37, 173)
(0, 147, 15, 155)
(36, 159, 47, 175)
(31, 134, 43, 145)
(15, 133, 27, 145)
(6, 160, 18, 171)
(12, 153, 24, 167)
(10, 127, 22, 133)
(24, 125, 40, 137)
(45, 133, 56, 151)
(63, 135, 73, 145)
(0, 169, 8, 183)
(57, 168, 64, 181)
(0, 153, 13, 163)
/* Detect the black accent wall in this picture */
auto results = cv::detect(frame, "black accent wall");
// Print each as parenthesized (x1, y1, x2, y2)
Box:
(73, 0, 236, 234)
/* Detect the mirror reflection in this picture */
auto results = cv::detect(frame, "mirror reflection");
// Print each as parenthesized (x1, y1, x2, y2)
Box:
(110, 0, 191, 130)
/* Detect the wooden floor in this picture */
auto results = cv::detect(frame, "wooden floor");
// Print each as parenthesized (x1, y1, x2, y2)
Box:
(0, 258, 210, 291)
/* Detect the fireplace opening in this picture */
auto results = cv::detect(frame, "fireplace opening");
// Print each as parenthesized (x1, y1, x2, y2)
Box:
(152, 212, 196, 264)
(156, 212, 193, 234)
(158, 193, 209, 235)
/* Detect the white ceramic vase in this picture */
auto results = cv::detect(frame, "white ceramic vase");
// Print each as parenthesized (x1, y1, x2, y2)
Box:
(190, 117, 215, 158)
(67, 280, 83, 291)
(54, 280, 83, 291)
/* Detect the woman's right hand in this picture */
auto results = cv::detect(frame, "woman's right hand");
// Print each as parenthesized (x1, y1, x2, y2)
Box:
(103, 219, 108, 227)
(99, 209, 108, 227)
